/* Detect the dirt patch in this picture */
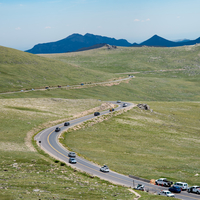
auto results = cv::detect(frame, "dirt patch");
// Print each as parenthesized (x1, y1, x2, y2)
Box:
(0, 142, 30, 152)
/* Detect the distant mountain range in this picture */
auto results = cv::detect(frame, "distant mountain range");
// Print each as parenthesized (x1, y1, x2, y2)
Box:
(26, 33, 200, 54)
(131, 35, 200, 47)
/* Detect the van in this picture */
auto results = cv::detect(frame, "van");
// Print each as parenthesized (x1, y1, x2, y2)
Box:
(173, 182, 188, 190)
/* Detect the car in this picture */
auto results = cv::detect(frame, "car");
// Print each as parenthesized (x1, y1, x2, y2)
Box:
(100, 165, 109, 173)
(55, 127, 61, 132)
(64, 122, 70, 126)
(21, 90, 24, 92)
(31, 88, 34, 91)
(116, 100, 121, 103)
(134, 184, 145, 191)
(123, 103, 128, 107)
(173, 182, 188, 191)
(68, 152, 76, 158)
(109, 108, 114, 112)
(155, 178, 173, 187)
(69, 157, 77, 164)
(80, 83, 84, 85)
(169, 186, 181, 193)
(158, 190, 175, 197)
(45, 86, 49, 89)
(94, 112, 100, 116)
(187, 186, 200, 194)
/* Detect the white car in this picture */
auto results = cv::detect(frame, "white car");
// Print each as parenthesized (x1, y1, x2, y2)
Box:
(187, 186, 200, 194)
(155, 178, 173, 187)
(158, 190, 175, 197)
(173, 182, 188, 191)
(100, 165, 109, 173)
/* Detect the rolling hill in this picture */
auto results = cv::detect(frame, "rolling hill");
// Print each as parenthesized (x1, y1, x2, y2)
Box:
(0, 45, 119, 92)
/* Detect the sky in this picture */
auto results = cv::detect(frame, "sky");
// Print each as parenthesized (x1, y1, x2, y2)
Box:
(0, 0, 200, 51)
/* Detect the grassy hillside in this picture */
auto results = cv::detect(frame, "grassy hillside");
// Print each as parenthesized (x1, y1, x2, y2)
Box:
(0, 46, 121, 93)
(61, 102, 200, 186)
(41, 44, 200, 75)
(1, 76, 199, 101)
(0, 44, 199, 199)
(0, 98, 136, 200)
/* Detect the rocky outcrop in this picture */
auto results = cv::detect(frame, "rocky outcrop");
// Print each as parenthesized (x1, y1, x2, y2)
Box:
(106, 44, 117, 49)
(137, 103, 150, 110)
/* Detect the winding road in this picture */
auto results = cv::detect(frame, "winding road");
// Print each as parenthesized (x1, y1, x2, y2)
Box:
(34, 101, 199, 200)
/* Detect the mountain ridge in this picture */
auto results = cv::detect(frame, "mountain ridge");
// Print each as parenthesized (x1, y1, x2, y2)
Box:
(26, 33, 200, 54)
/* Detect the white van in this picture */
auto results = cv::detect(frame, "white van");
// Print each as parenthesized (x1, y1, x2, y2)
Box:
(173, 182, 188, 190)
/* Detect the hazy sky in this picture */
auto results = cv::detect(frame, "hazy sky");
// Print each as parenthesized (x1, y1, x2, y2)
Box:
(0, 0, 200, 51)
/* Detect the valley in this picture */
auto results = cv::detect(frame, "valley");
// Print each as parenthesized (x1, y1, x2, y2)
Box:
(0, 44, 199, 199)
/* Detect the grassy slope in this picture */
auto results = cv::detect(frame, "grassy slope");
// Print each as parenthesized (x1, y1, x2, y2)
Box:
(0, 45, 200, 199)
(0, 46, 121, 93)
(1, 76, 199, 101)
(62, 102, 200, 185)
(0, 98, 136, 200)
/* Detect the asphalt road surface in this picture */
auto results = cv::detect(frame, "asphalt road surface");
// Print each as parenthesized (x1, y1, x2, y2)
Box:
(34, 102, 200, 200)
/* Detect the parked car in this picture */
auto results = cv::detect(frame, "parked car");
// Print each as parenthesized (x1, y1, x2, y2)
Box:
(64, 122, 70, 126)
(45, 86, 49, 89)
(100, 165, 109, 173)
(169, 186, 181, 193)
(123, 103, 128, 107)
(134, 184, 145, 191)
(69, 157, 77, 164)
(68, 152, 76, 158)
(173, 182, 188, 191)
(94, 112, 100, 116)
(80, 83, 84, 85)
(187, 186, 200, 194)
(155, 178, 173, 187)
(158, 190, 175, 197)
(55, 127, 61, 132)
(116, 100, 121, 103)
(109, 108, 114, 112)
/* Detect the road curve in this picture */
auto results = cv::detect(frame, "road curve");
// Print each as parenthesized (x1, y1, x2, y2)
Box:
(34, 102, 199, 200)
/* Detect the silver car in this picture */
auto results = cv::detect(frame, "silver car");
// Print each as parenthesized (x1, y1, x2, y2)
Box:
(158, 190, 175, 197)
(68, 152, 76, 158)
(100, 165, 109, 173)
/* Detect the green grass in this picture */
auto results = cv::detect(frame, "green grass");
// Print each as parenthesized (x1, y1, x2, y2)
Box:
(0, 46, 121, 93)
(41, 45, 200, 74)
(0, 44, 200, 199)
(0, 151, 135, 200)
(61, 102, 200, 186)
(0, 98, 137, 199)
(1, 76, 199, 101)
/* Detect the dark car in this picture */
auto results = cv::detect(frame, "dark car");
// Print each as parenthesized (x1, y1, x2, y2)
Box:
(45, 86, 49, 89)
(64, 122, 70, 126)
(94, 112, 100, 116)
(109, 108, 114, 112)
(169, 186, 181, 193)
(80, 83, 84, 85)
(55, 127, 61, 132)
(68, 152, 76, 158)
(69, 157, 77, 164)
